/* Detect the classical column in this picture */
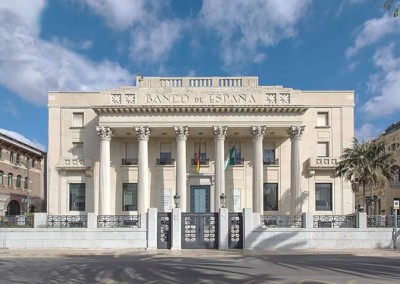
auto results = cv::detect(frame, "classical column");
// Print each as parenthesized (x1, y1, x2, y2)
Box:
(251, 126, 266, 215)
(96, 126, 113, 215)
(288, 125, 305, 215)
(135, 126, 151, 214)
(214, 126, 227, 211)
(174, 126, 189, 212)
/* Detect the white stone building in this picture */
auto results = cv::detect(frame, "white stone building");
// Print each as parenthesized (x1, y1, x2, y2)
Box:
(47, 76, 355, 216)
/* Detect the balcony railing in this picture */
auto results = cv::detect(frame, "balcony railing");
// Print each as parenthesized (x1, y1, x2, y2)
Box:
(261, 215, 302, 228)
(313, 215, 356, 228)
(56, 158, 92, 171)
(191, 158, 210, 166)
(0, 215, 33, 228)
(47, 215, 87, 228)
(263, 158, 279, 166)
(122, 158, 138, 166)
(97, 215, 140, 228)
(156, 158, 175, 165)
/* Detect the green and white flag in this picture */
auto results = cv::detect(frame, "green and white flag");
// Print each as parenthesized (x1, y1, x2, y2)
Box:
(224, 146, 235, 171)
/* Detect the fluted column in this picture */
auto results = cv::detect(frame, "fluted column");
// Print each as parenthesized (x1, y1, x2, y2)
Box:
(96, 126, 113, 215)
(135, 126, 151, 214)
(174, 126, 189, 212)
(288, 125, 305, 215)
(251, 126, 266, 215)
(214, 126, 227, 211)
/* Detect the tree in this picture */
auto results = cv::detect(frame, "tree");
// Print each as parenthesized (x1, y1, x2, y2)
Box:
(382, 0, 399, 17)
(335, 138, 395, 212)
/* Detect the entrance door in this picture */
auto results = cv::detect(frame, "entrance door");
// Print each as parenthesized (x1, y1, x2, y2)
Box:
(190, 186, 210, 213)
(182, 213, 218, 249)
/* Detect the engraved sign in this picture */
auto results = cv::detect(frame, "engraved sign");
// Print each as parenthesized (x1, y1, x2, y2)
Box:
(233, 189, 241, 212)
(161, 189, 172, 212)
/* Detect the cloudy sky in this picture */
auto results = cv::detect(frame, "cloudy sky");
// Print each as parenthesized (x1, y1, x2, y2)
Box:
(0, 0, 399, 151)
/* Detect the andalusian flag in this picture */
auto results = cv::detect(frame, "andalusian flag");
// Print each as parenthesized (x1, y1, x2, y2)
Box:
(224, 146, 235, 171)
(196, 141, 201, 174)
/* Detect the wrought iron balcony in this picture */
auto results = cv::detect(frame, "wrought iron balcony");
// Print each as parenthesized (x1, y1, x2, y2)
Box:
(263, 158, 279, 166)
(191, 158, 210, 165)
(156, 158, 175, 165)
(122, 158, 138, 166)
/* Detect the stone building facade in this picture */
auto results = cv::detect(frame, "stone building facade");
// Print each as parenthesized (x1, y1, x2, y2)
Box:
(47, 76, 355, 215)
(0, 132, 46, 215)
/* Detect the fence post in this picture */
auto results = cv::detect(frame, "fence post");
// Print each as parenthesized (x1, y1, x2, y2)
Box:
(34, 213, 47, 228)
(147, 208, 157, 249)
(171, 208, 181, 250)
(243, 208, 254, 250)
(357, 212, 367, 229)
(218, 207, 229, 249)
(87, 213, 97, 229)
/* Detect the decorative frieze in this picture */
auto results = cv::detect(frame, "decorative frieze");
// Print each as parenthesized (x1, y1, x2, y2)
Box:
(265, 93, 276, 104)
(174, 126, 189, 141)
(213, 126, 227, 140)
(135, 126, 151, 141)
(287, 125, 305, 140)
(111, 94, 121, 104)
(125, 94, 135, 104)
(279, 93, 290, 104)
(251, 126, 266, 141)
(96, 126, 113, 141)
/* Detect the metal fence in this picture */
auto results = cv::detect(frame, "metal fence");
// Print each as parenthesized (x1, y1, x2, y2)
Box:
(261, 215, 302, 228)
(97, 215, 140, 228)
(0, 215, 34, 228)
(47, 215, 87, 228)
(313, 215, 356, 228)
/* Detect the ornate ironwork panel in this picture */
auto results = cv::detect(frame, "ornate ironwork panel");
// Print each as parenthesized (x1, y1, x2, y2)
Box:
(385, 215, 400, 227)
(367, 215, 392, 227)
(157, 212, 171, 249)
(47, 215, 87, 228)
(182, 213, 218, 249)
(97, 215, 140, 228)
(313, 215, 356, 228)
(0, 215, 33, 228)
(261, 215, 302, 228)
(229, 213, 243, 249)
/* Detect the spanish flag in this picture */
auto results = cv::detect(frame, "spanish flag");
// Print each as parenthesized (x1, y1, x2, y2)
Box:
(196, 141, 201, 174)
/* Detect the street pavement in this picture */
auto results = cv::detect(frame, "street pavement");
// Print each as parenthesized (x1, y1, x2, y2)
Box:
(0, 248, 399, 284)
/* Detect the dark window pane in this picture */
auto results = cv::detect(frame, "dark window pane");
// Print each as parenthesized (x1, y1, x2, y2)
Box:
(315, 183, 332, 211)
(123, 183, 137, 211)
(264, 183, 278, 211)
(69, 183, 85, 211)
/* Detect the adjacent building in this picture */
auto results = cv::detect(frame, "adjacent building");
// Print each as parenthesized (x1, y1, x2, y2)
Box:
(0, 132, 47, 215)
(47, 76, 355, 215)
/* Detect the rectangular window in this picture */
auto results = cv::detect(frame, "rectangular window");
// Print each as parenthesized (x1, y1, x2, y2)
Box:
(264, 183, 278, 211)
(123, 183, 138, 211)
(72, 112, 84, 127)
(193, 142, 207, 164)
(0, 148, 2, 159)
(315, 183, 332, 211)
(16, 154, 20, 164)
(317, 142, 329, 157)
(72, 142, 83, 158)
(159, 142, 172, 165)
(263, 142, 276, 165)
(229, 142, 242, 165)
(10, 151, 14, 163)
(25, 157, 30, 168)
(69, 183, 85, 211)
(317, 112, 329, 127)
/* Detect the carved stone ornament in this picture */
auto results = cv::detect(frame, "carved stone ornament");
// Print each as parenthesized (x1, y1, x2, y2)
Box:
(213, 126, 228, 140)
(111, 94, 121, 104)
(174, 126, 189, 141)
(278, 93, 290, 104)
(135, 126, 151, 141)
(96, 126, 113, 141)
(251, 126, 266, 141)
(125, 94, 135, 104)
(287, 125, 305, 140)
(265, 93, 277, 104)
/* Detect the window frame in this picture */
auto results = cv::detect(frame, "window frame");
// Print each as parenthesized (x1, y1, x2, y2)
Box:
(123, 183, 138, 211)
(315, 183, 333, 211)
(316, 112, 329, 127)
(263, 183, 279, 211)
(72, 112, 84, 128)
(69, 183, 86, 211)
(193, 141, 207, 164)
(0, 171, 3, 185)
(317, 142, 329, 157)
(16, 175, 22, 188)
(7, 173, 13, 187)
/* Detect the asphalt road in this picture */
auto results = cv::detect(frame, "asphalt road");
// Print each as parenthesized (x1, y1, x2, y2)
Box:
(0, 249, 399, 284)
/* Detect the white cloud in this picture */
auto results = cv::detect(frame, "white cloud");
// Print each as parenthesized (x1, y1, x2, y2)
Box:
(199, 0, 312, 68)
(0, 2, 133, 106)
(355, 123, 378, 141)
(362, 44, 400, 117)
(0, 128, 46, 151)
(346, 15, 400, 57)
(1, 100, 18, 117)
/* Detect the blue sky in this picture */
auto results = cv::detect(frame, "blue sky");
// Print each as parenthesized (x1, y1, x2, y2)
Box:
(0, 0, 399, 151)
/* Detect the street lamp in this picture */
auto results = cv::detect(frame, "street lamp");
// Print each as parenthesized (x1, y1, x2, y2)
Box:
(173, 194, 180, 208)
(220, 193, 226, 208)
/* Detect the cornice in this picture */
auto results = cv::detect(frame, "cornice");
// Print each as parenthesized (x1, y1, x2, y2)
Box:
(92, 105, 309, 114)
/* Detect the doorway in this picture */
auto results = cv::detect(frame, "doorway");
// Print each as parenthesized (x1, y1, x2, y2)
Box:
(190, 186, 210, 213)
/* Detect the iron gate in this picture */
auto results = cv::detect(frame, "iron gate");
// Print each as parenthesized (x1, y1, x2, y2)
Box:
(182, 213, 218, 249)
(228, 213, 243, 249)
(157, 212, 171, 249)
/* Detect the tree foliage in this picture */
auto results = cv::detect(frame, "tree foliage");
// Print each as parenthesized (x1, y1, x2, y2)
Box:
(382, 0, 399, 17)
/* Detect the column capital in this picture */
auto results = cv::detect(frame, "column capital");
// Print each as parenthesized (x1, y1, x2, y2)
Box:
(213, 126, 228, 140)
(135, 126, 151, 141)
(288, 125, 305, 140)
(251, 126, 266, 141)
(174, 126, 189, 141)
(96, 126, 113, 141)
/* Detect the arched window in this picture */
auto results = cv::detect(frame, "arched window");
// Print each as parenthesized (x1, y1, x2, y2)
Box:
(16, 175, 22, 188)
(9, 151, 14, 163)
(7, 173, 13, 187)
(24, 177, 29, 189)
(0, 171, 3, 185)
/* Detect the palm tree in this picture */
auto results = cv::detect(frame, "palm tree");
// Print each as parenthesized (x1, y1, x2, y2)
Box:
(336, 138, 395, 212)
